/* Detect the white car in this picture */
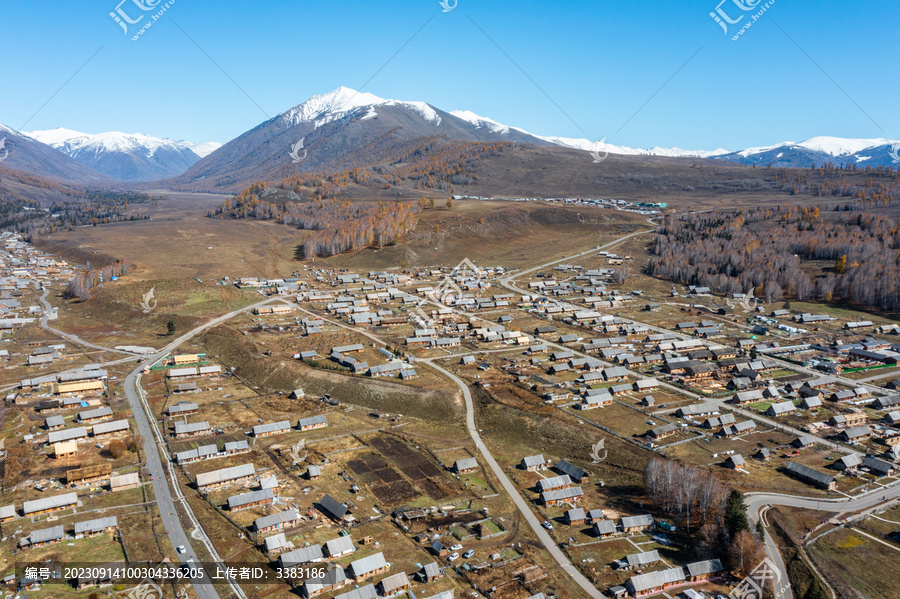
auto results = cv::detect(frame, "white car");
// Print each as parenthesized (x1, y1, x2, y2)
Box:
(450, 544, 463, 551)
(177, 545, 186, 554)
(448, 552, 460, 561)
(542, 520, 554, 530)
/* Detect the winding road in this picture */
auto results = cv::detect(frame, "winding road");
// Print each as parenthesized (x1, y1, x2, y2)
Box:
(495, 228, 900, 599)
(427, 360, 606, 598)
(121, 298, 277, 599)
(40, 219, 900, 599)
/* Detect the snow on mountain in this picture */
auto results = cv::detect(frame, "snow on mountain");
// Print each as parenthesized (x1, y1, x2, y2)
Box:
(187, 141, 222, 158)
(26, 128, 216, 158)
(25, 128, 218, 181)
(449, 110, 731, 158)
(531, 135, 728, 158)
(280, 87, 443, 129)
(737, 136, 894, 158)
(0, 123, 112, 183)
(449, 110, 512, 135)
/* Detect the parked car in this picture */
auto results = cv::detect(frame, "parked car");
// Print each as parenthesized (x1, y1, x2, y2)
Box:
(448, 552, 460, 561)
(463, 550, 475, 559)
(542, 520, 554, 530)
(450, 544, 463, 551)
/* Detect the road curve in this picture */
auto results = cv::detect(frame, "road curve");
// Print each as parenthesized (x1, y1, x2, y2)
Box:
(122, 297, 275, 599)
(38, 289, 143, 356)
(426, 360, 606, 599)
(293, 303, 606, 596)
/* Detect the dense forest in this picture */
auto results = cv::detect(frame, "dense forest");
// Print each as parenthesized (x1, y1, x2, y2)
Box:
(215, 188, 420, 258)
(644, 459, 766, 577)
(648, 201, 900, 311)
(0, 166, 155, 236)
(210, 139, 508, 258)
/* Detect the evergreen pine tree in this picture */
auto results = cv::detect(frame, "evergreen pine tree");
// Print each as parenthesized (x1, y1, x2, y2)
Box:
(725, 490, 749, 536)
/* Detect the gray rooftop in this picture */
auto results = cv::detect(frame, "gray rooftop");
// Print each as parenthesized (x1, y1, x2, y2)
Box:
(227, 489, 274, 509)
(23, 492, 77, 514)
(48, 427, 87, 444)
(196, 463, 255, 487)
(253, 508, 299, 531)
(74, 516, 117, 535)
(349, 552, 387, 577)
(253, 420, 291, 436)
(30, 525, 65, 544)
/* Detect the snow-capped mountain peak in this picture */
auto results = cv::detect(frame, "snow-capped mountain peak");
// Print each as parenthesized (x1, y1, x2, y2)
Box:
(738, 136, 894, 158)
(280, 87, 442, 129)
(24, 128, 222, 181)
(26, 128, 221, 158)
(280, 87, 387, 128)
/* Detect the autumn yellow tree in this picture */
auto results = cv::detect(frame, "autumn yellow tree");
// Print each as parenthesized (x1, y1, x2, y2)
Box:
(834, 254, 847, 274)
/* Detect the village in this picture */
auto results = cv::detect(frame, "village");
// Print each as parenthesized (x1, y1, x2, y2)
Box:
(0, 230, 898, 599)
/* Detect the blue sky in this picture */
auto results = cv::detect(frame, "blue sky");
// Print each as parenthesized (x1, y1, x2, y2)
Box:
(1, 0, 897, 149)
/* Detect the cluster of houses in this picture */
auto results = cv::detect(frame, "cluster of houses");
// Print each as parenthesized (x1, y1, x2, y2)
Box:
(18, 516, 118, 549)
(609, 558, 725, 598)
(42, 404, 130, 458)
(0, 235, 72, 329)
(517, 457, 591, 506)
(564, 510, 654, 539)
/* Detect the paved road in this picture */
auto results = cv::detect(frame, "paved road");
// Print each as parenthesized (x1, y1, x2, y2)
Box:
(121, 298, 275, 599)
(748, 480, 900, 599)
(746, 483, 900, 518)
(426, 360, 606, 599)
(290, 303, 607, 596)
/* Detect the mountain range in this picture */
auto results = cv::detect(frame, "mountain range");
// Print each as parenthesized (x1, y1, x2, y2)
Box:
(25, 128, 221, 181)
(2, 87, 899, 190)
